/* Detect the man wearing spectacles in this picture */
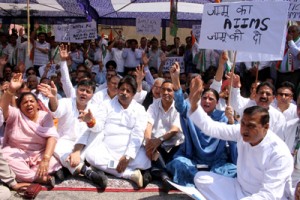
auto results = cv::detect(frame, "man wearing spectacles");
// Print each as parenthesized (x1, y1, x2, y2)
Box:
(271, 81, 298, 121)
(277, 25, 300, 93)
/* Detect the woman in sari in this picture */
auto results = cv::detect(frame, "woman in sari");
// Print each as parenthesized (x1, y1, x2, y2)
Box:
(166, 63, 237, 186)
(0, 73, 61, 186)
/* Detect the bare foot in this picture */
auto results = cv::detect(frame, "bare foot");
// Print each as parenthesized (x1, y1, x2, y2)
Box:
(11, 182, 31, 191)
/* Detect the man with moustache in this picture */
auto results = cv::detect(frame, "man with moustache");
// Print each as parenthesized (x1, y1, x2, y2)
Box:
(144, 80, 183, 192)
(230, 73, 286, 139)
(85, 76, 151, 188)
(188, 76, 293, 200)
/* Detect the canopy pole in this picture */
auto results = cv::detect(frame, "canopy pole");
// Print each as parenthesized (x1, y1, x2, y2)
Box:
(27, 0, 30, 56)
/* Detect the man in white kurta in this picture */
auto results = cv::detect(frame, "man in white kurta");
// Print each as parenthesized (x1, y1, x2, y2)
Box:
(230, 80, 286, 139)
(85, 76, 151, 188)
(188, 77, 293, 200)
(271, 81, 297, 121)
(91, 75, 120, 105)
(282, 94, 300, 188)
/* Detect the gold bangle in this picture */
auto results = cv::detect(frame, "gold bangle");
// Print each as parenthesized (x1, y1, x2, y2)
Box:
(43, 154, 51, 160)
(6, 90, 15, 96)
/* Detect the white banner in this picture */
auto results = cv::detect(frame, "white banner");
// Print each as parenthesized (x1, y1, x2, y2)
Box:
(53, 24, 70, 43)
(236, 24, 287, 62)
(136, 18, 161, 35)
(69, 21, 97, 42)
(199, 1, 289, 55)
(53, 21, 97, 43)
(192, 24, 202, 41)
(288, 0, 300, 21)
(163, 57, 185, 73)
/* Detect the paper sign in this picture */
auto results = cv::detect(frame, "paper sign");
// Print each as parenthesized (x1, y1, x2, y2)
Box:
(236, 24, 287, 62)
(288, 0, 300, 21)
(53, 24, 70, 43)
(199, 1, 289, 55)
(69, 21, 97, 42)
(53, 21, 96, 43)
(167, 180, 207, 200)
(136, 18, 161, 35)
(192, 24, 202, 41)
(163, 57, 185, 73)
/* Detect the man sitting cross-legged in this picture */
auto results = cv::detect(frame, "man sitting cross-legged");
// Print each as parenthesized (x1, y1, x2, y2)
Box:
(144, 79, 184, 192)
(84, 75, 151, 188)
(38, 75, 107, 188)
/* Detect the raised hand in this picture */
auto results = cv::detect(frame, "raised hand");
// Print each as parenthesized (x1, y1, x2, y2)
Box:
(169, 62, 181, 90)
(142, 52, 149, 66)
(135, 65, 145, 83)
(219, 51, 228, 66)
(9, 73, 23, 93)
(188, 76, 203, 113)
(225, 72, 241, 88)
(169, 62, 180, 77)
(37, 81, 57, 98)
(225, 106, 235, 124)
(59, 44, 69, 61)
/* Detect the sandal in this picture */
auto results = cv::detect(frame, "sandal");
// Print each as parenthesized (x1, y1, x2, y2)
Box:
(16, 184, 42, 199)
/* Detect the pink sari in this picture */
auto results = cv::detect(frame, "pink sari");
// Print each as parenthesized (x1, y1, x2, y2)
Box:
(1, 106, 61, 182)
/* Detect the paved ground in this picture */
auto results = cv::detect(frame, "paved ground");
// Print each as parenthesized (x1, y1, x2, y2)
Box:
(9, 191, 193, 200)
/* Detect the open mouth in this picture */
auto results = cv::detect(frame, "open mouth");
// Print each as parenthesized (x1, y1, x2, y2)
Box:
(26, 107, 34, 113)
(259, 98, 268, 102)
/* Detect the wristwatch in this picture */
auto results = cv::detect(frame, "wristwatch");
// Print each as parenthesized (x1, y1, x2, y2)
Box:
(159, 136, 164, 142)
(125, 155, 131, 161)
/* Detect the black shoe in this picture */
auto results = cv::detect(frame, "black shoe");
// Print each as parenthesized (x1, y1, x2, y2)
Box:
(161, 178, 171, 193)
(54, 168, 65, 183)
(85, 168, 108, 188)
(142, 170, 152, 188)
(160, 172, 171, 193)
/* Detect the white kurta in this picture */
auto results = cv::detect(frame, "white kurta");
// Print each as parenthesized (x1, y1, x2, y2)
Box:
(85, 97, 150, 178)
(231, 88, 286, 139)
(189, 106, 294, 200)
(52, 98, 102, 174)
(283, 118, 300, 187)
(91, 88, 112, 105)
(271, 100, 298, 121)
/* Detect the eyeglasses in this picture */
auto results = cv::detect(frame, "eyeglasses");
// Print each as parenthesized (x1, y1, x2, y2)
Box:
(277, 92, 293, 97)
